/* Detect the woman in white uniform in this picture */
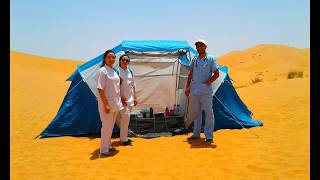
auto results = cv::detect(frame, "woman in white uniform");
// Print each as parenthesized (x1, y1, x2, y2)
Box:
(116, 54, 138, 146)
(97, 50, 123, 156)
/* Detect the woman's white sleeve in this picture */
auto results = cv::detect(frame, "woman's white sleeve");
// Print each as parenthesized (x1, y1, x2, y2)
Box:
(97, 70, 106, 90)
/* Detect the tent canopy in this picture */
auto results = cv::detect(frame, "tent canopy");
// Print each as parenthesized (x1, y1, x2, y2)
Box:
(67, 40, 197, 81)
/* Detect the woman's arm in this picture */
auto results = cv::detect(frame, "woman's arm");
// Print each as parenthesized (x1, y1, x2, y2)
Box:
(133, 86, 138, 106)
(98, 88, 110, 113)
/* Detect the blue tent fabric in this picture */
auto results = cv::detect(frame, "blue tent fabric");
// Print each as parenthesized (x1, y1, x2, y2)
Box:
(41, 71, 120, 137)
(121, 40, 191, 52)
(40, 40, 262, 138)
(41, 71, 101, 137)
(212, 75, 262, 130)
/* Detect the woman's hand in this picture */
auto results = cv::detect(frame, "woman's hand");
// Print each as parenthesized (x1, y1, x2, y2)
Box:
(134, 96, 138, 106)
(121, 96, 127, 106)
(185, 86, 190, 96)
(104, 104, 110, 113)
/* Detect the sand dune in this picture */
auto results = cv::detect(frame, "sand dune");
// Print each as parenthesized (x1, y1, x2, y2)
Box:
(218, 44, 310, 88)
(10, 46, 309, 179)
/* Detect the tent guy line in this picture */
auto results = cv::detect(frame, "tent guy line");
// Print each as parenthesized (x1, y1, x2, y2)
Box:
(214, 92, 260, 138)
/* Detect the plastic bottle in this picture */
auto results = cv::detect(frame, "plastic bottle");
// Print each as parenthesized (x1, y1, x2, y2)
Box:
(170, 108, 174, 116)
(176, 104, 180, 116)
(165, 107, 169, 117)
(150, 107, 154, 118)
(173, 104, 177, 116)
(142, 109, 147, 118)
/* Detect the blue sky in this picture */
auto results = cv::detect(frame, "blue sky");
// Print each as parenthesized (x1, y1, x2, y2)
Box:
(10, 0, 310, 61)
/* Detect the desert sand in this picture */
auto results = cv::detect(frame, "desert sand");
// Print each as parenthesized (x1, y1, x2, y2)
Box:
(10, 45, 310, 180)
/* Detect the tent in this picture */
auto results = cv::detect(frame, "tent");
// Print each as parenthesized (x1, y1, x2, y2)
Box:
(39, 40, 262, 138)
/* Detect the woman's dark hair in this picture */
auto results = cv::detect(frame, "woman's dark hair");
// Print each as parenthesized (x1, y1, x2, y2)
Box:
(118, 54, 130, 68)
(100, 50, 115, 67)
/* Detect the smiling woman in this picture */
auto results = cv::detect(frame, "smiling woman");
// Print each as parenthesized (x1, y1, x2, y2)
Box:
(116, 53, 138, 146)
(96, 49, 123, 156)
(119, 54, 131, 68)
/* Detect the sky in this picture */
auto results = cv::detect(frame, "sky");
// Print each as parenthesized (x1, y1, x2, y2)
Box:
(10, 0, 310, 61)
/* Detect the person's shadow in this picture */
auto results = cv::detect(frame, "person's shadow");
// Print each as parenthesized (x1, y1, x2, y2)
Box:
(88, 134, 128, 160)
(90, 148, 120, 160)
(184, 137, 217, 149)
(89, 139, 127, 160)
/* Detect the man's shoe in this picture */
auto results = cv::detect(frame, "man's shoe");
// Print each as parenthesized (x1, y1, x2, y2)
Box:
(204, 139, 213, 144)
(121, 140, 132, 146)
(109, 146, 116, 152)
(100, 152, 113, 157)
(187, 136, 200, 141)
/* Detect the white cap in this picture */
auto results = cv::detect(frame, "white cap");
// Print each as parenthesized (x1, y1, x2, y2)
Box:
(195, 39, 208, 46)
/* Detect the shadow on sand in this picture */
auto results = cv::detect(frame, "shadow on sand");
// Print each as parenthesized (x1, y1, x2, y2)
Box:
(90, 148, 120, 160)
(184, 137, 217, 149)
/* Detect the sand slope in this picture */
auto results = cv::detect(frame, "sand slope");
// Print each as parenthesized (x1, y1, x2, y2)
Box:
(11, 46, 309, 180)
(218, 44, 310, 88)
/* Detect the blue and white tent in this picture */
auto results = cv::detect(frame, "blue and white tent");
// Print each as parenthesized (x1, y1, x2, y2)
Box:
(39, 40, 262, 138)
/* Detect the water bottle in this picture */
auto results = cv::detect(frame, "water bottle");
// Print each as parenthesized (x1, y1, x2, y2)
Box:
(142, 109, 146, 118)
(173, 104, 177, 116)
(176, 104, 180, 116)
(150, 107, 154, 118)
(170, 109, 174, 116)
(165, 107, 170, 117)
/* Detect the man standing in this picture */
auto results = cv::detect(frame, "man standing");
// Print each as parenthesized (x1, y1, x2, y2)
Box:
(182, 39, 220, 144)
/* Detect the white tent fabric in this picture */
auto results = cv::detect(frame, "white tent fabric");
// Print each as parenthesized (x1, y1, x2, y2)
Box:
(80, 51, 225, 114)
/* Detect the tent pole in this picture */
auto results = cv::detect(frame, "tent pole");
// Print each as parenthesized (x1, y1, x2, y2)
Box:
(183, 50, 192, 131)
(175, 59, 180, 105)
